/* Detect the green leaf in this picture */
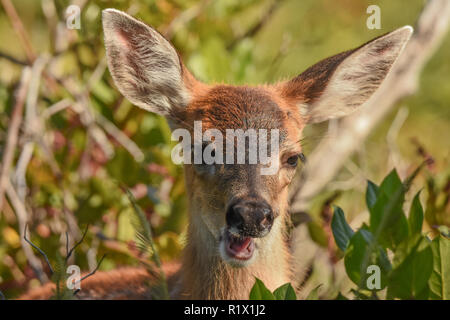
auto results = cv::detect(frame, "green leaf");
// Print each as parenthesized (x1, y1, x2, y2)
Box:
(388, 238, 433, 299)
(249, 278, 275, 300)
(390, 214, 410, 248)
(391, 233, 422, 267)
(307, 220, 328, 247)
(331, 206, 354, 251)
(305, 284, 322, 300)
(380, 169, 404, 194)
(408, 191, 424, 235)
(350, 289, 374, 300)
(344, 229, 390, 289)
(273, 283, 297, 300)
(429, 235, 450, 300)
(334, 292, 349, 300)
(366, 180, 379, 209)
(369, 169, 408, 249)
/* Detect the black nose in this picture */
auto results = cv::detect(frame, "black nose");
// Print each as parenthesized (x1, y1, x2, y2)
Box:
(226, 199, 274, 237)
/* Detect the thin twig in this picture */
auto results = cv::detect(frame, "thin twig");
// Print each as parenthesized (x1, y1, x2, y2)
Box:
(41, 98, 73, 119)
(86, 237, 100, 271)
(48, 70, 144, 162)
(163, 0, 211, 39)
(86, 58, 107, 91)
(15, 141, 34, 201)
(78, 254, 106, 282)
(12, 57, 51, 202)
(96, 113, 145, 162)
(73, 254, 107, 295)
(53, 75, 115, 159)
(227, 0, 285, 50)
(23, 224, 54, 275)
(4, 180, 48, 283)
(0, 67, 31, 212)
(66, 232, 69, 258)
(0, 51, 28, 66)
(24, 56, 63, 178)
(65, 225, 89, 263)
(0, 0, 36, 63)
(387, 106, 409, 175)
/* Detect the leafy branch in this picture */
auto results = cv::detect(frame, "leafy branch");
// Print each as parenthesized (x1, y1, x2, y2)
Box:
(331, 166, 449, 299)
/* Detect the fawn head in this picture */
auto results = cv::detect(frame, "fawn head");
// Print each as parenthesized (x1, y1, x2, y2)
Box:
(103, 9, 412, 267)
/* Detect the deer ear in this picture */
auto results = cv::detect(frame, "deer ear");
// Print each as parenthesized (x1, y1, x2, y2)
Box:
(102, 9, 193, 116)
(279, 26, 413, 123)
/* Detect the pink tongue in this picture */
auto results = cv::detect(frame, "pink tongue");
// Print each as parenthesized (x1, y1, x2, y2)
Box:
(230, 237, 251, 252)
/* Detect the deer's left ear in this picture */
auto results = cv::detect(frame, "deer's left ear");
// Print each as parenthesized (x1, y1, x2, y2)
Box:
(277, 26, 413, 123)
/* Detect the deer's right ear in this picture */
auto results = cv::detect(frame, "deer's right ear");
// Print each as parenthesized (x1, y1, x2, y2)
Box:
(102, 9, 194, 116)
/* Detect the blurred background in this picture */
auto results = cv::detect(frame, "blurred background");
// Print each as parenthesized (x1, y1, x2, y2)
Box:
(0, 0, 448, 299)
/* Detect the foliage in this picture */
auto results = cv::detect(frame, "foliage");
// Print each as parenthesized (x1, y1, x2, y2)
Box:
(331, 168, 450, 300)
(249, 278, 296, 300)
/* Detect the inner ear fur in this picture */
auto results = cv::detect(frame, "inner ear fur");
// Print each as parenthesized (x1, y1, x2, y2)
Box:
(102, 9, 200, 117)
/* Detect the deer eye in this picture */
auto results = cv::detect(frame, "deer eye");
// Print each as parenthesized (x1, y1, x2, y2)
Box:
(286, 155, 299, 167)
(285, 153, 306, 168)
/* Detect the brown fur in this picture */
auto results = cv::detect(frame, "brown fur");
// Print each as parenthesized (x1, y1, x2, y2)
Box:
(176, 168, 293, 299)
(19, 264, 180, 300)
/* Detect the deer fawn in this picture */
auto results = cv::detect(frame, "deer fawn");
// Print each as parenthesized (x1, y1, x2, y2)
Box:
(20, 9, 412, 300)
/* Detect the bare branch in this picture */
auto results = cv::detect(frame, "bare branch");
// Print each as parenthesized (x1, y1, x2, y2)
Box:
(51, 75, 115, 160)
(73, 254, 107, 295)
(23, 224, 54, 275)
(95, 113, 145, 162)
(65, 232, 69, 259)
(65, 225, 89, 263)
(0, 0, 36, 63)
(0, 51, 28, 66)
(15, 141, 34, 201)
(386, 106, 409, 175)
(12, 56, 51, 203)
(227, 0, 285, 50)
(46, 71, 144, 163)
(78, 254, 106, 282)
(4, 180, 48, 283)
(289, 0, 450, 213)
(86, 58, 107, 91)
(0, 67, 31, 212)
(163, 0, 211, 39)
(41, 98, 73, 119)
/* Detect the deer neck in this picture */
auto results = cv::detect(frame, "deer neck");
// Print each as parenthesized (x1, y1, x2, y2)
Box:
(175, 206, 292, 299)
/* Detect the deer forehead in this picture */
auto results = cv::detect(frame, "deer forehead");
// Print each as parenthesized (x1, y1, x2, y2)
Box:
(180, 84, 304, 141)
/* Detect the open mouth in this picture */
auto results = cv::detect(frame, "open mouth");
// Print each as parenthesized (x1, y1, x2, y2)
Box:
(224, 230, 255, 261)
